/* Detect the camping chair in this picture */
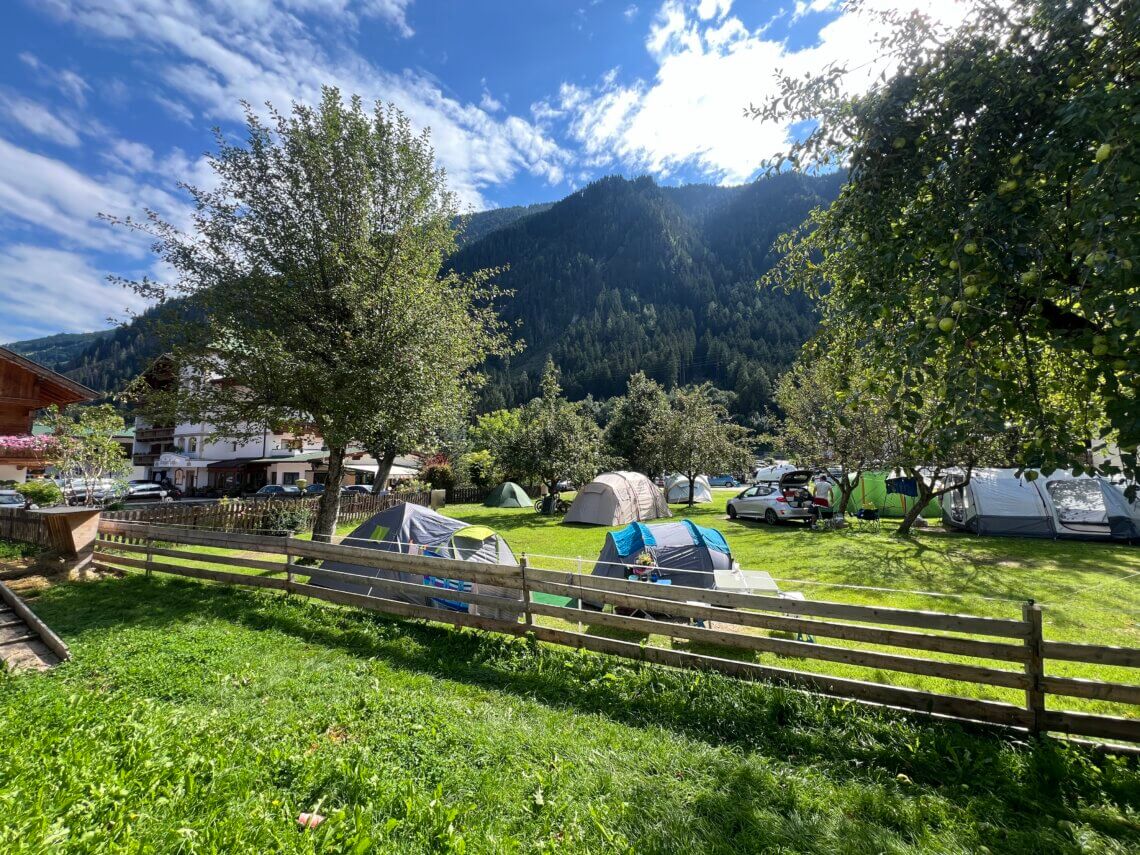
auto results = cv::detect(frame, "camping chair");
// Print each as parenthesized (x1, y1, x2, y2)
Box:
(855, 507, 881, 532)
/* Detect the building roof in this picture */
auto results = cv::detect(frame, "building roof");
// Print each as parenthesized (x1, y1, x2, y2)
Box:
(0, 345, 97, 405)
(249, 450, 329, 464)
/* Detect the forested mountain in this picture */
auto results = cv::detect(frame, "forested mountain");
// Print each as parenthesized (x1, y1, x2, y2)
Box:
(452, 172, 843, 418)
(7, 171, 841, 420)
(454, 201, 554, 247)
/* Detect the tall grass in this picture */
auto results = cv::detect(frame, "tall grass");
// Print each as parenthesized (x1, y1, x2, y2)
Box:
(1, 575, 1137, 853)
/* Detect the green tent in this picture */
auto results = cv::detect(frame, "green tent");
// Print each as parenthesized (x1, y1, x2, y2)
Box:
(484, 482, 532, 508)
(829, 472, 942, 518)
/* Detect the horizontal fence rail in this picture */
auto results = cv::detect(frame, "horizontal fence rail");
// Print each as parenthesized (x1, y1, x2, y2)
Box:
(92, 519, 1140, 747)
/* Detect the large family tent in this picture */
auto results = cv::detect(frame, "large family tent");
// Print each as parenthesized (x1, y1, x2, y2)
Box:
(942, 468, 1140, 542)
(306, 502, 523, 618)
(564, 471, 671, 526)
(665, 473, 712, 504)
(834, 471, 942, 518)
(591, 521, 732, 589)
(484, 481, 531, 508)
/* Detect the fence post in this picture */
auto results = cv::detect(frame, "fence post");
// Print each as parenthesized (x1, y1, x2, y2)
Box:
(520, 554, 533, 626)
(1022, 600, 1045, 736)
(145, 533, 153, 579)
(285, 535, 294, 593)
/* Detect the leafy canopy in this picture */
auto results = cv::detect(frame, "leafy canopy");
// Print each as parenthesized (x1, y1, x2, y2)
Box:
(46, 404, 133, 505)
(109, 88, 511, 535)
(758, 0, 1138, 483)
(643, 384, 753, 505)
(605, 371, 670, 474)
(507, 359, 607, 491)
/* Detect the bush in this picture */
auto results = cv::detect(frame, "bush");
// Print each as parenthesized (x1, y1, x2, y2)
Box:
(260, 502, 312, 535)
(460, 450, 497, 488)
(421, 463, 455, 492)
(16, 480, 63, 508)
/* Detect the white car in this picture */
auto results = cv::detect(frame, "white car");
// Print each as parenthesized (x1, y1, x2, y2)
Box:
(727, 470, 816, 524)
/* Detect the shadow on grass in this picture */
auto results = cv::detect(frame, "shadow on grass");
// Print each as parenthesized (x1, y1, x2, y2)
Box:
(30, 574, 1140, 852)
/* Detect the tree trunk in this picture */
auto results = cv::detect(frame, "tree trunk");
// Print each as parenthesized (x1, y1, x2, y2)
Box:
(371, 445, 397, 491)
(837, 473, 859, 519)
(312, 444, 346, 542)
(895, 475, 932, 536)
(687, 471, 695, 507)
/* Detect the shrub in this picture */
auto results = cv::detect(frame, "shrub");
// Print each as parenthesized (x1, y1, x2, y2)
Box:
(260, 502, 313, 535)
(16, 480, 63, 508)
(460, 450, 497, 488)
(421, 463, 455, 492)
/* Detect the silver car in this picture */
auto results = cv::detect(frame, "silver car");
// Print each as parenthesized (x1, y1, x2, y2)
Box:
(727, 470, 816, 524)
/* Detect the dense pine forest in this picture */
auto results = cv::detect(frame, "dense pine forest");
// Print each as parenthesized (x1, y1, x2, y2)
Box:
(7, 171, 841, 420)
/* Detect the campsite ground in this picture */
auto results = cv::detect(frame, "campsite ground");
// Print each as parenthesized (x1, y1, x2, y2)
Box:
(437, 490, 1140, 717)
(3, 571, 1140, 853)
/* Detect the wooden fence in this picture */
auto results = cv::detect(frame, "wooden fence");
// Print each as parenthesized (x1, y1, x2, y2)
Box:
(102, 491, 433, 534)
(91, 518, 1140, 746)
(0, 508, 51, 548)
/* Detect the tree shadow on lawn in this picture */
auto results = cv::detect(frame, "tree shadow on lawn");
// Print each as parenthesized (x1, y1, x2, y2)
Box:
(30, 573, 1140, 852)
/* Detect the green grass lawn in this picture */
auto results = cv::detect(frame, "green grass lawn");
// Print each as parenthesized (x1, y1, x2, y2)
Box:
(104, 491, 1140, 717)
(436, 492, 1140, 716)
(3, 574, 1139, 853)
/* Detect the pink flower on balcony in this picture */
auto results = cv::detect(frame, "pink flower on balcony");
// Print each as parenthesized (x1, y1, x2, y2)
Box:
(0, 435, 61, 456)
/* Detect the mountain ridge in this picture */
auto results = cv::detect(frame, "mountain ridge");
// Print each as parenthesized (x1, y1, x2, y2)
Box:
(8, 172, 842, 420)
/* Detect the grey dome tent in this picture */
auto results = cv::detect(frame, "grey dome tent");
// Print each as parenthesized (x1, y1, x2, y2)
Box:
(665, 473, 712, 504)
(942, 468, 1140, 542)
(592, 520, 733, 589)
(563, 471, 671, 526)
(484, 482, 531, 508)
(306, 502, 523, 618)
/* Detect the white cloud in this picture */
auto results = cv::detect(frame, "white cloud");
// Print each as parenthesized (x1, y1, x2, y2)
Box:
(18, 52, 91, 106)
(623, 4, 639, 21)
(0, 93, 82, 147)
(39, 0, 570, 208)
(552, 0, 972, 185)
(0, 244, 150, 341)
(0, 137, 187, 253)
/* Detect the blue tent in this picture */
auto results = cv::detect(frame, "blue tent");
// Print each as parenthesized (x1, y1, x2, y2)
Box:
(593, 520, 732, 590)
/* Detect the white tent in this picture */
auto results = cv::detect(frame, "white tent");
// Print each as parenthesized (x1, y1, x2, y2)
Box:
(942, 468, 1140, 542)
(564, 471, 671, 526)
(665, 473, 712, 504)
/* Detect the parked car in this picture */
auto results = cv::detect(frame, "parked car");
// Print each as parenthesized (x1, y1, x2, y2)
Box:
(124, 481, 173, 502)
(0, 490, 28, 509)
(708, 474, 740, 487)
(303, 483, 325, 495)
(555, 480, 575, 492)
(255, 484, 301, 496)
(342, 484, 372, 496)
(727, 470, 815, 524)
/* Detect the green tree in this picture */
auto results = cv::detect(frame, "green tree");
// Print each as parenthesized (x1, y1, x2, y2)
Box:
(605, 371, 669, 473)
(757, 0, 1138, 487)
(460, 449, 497, 488)
(46, 405, 133, 506)
(508, 359, 606, 507)
(643, 384, 753, 506)
(468, 408, 525, 480)
(769, 339, 889, 517)
(110, 89, 510, 539)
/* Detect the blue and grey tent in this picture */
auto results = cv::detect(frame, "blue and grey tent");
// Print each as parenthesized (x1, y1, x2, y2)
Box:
(592, 520, 734, 590)
(306, 502, 523, 618)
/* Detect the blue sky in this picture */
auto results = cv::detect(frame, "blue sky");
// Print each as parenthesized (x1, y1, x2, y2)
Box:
(0, 0, 965, 342)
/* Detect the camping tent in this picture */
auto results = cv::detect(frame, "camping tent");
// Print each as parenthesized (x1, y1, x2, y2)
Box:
(665, 473, 712, 504)
(834, 471, 942, 518)
(941, 468, 1140, 542)
(306, 502, 523, 618)
(564, 471, 671, 526)
(484, 481, 531, 508)
(591, 520, 732, 590)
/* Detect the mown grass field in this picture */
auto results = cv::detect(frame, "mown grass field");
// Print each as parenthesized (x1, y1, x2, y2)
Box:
(437, 491, 1140, 714)
(2, 573, 1140, 853)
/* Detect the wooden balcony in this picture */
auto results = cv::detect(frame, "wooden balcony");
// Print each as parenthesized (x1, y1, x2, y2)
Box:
(135, 426, 175, 443)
